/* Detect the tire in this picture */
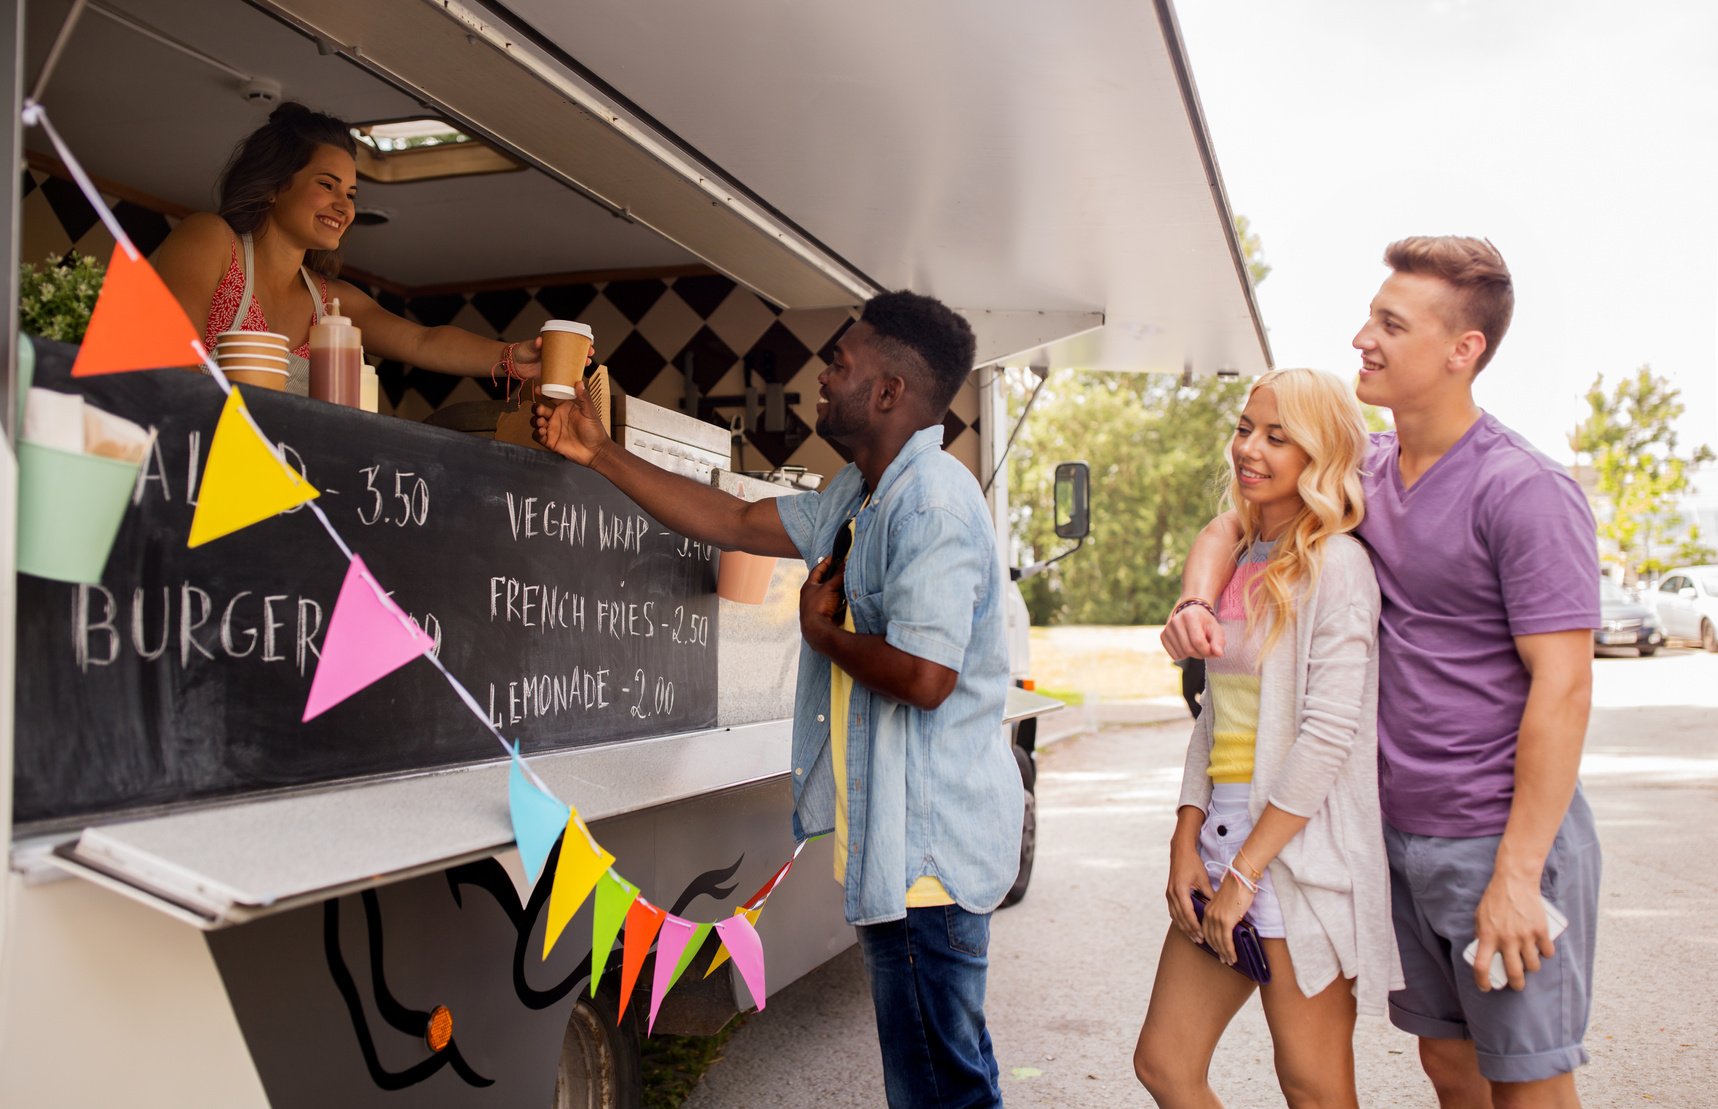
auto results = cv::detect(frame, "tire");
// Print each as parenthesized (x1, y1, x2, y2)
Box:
(1704, 620, 1718, 653)
(553, 982, 643, 1109)
(1000, 745, 1036, 909)
(1637, 645, 1658, 657)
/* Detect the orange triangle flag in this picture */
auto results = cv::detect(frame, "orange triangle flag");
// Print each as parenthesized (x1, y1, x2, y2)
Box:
(72, 244, 204, 377)
(188, 389, 320, 547)
(616, 898, 667, 1022)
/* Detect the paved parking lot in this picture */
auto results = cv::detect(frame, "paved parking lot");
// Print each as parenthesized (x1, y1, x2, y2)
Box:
(687, 645, 1718, 1107)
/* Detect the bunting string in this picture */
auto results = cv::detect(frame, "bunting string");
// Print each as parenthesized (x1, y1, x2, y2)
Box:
(20, 99, 807, 1022)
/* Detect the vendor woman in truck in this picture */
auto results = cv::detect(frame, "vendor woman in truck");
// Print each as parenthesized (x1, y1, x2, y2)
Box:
(155, 101, 543, 394)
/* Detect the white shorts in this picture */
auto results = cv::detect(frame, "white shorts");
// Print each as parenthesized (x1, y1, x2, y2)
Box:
(1198, 783, 1285, 938)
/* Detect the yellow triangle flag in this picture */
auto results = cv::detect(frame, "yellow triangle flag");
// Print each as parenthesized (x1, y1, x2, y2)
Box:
(704, 905, 763, 977)
(188, 389, 319, 548)
(542, 811, 615, 960)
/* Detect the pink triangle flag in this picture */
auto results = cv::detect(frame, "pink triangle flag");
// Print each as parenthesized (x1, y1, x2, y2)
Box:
(714, 913, 768, 1013)
(302, 555, 432, 721)
(647, 916, 700, 1035)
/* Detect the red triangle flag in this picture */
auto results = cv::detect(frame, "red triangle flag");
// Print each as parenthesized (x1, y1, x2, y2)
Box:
(615, 898, 667, 1023)
(302, 555, 433, 722)
(742, 857, 795, 910)
(72, 244, 204, 377)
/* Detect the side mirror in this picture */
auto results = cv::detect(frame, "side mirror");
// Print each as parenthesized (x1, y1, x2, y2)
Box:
(1054, 461, 1090, 540)
(1681, 587, 1698, 600)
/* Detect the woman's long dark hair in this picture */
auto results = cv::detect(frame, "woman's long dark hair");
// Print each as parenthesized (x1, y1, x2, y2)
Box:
(217, 102, 357, 278)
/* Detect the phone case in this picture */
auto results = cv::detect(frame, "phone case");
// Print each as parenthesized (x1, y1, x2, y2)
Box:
(1189, 889, 1272, 984)
(1462, 895, 1569, 989)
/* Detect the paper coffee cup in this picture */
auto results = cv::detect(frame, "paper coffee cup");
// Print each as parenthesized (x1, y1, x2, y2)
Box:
(538, 320, 594, 400)
(216, 343, 290, 359)
(218, 352, 291, 368)
(225, 367, 290, 390)
(216, 329, 289, 343)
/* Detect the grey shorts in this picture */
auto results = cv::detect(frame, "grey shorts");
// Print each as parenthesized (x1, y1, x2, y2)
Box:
(1385, 789, 1601, 1083)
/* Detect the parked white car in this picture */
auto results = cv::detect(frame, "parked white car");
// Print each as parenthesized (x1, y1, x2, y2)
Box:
(1650, 566, 1718, 652)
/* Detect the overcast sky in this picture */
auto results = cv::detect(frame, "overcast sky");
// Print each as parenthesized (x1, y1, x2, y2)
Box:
(1175, 0, 1717, 465)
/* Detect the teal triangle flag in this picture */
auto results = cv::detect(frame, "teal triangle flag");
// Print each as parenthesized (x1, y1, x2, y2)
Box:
(508, 743, 570, 884)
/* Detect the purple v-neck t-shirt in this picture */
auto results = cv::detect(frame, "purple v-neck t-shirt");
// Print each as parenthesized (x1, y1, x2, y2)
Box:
(1357, 413, 1598, 838)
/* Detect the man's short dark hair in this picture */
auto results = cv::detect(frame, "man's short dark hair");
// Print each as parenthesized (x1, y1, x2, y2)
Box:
(859, 291, 977, 414)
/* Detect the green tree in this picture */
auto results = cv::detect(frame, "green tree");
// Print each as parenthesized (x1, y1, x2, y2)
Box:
(1004, 214, 1277, 625)
(1007, 371, 1248, 624)
(1569, 365, 1715, 581)
(1234, 214, 1271, 287)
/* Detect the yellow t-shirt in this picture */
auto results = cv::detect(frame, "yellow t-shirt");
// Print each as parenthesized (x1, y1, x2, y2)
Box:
(1206, 543, 1274, 784)
(831, 514, 952, 907)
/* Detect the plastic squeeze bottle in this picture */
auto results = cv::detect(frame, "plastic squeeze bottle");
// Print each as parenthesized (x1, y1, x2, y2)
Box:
(309, 298, 363, 408)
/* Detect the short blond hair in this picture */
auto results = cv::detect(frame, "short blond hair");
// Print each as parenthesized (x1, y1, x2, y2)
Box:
(1384, 236, 1514, 371)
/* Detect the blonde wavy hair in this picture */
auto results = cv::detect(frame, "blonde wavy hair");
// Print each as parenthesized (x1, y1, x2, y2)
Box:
(1224, 368, 1368, 656)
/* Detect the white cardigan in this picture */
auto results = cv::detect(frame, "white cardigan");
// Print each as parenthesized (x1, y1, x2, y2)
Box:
(1177, 533, 1403, 1014)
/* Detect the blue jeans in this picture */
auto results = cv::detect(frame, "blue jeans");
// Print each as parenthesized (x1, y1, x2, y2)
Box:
(856, 905, 1002, 1108)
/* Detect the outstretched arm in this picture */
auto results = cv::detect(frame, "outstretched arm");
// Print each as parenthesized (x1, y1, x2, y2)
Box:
(1160, 511, 1242, 659)
(532, 383, 799, 557)
(336, 280, 550, 380)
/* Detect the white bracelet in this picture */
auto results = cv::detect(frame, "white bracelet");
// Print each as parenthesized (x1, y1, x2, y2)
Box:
(1223, 861, 1259, 895)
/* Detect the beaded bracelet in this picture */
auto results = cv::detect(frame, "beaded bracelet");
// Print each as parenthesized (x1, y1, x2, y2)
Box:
(1170, 597, 1216, 621)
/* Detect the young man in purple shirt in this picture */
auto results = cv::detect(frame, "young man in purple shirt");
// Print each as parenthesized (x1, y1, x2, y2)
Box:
(1164, 237, 1600, 1107)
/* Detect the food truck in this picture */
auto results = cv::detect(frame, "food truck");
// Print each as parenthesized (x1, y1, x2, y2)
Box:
(0, 0, 1271, 1104)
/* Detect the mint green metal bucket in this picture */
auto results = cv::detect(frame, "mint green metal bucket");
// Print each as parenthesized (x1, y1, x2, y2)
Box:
(16, 439, 142, 584)
(14, 341, 144, 584)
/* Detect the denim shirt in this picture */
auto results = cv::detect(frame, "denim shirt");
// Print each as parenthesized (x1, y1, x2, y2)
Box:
(775, 425, 1023, 925)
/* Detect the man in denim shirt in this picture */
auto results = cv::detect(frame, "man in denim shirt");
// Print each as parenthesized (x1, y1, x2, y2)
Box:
(535, 291, 1021, 1107)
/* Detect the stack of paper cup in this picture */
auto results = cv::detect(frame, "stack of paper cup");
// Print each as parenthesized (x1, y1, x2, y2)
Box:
(214, 330, 291, 390)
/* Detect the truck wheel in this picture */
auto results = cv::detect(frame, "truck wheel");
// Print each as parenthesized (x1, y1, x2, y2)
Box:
(553, 983, 643, 1109)
(1000, 745, 1036, 908)
(1637, 644, 1658, 657)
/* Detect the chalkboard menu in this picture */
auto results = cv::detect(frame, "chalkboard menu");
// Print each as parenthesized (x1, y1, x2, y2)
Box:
(13, 340, 719, 830)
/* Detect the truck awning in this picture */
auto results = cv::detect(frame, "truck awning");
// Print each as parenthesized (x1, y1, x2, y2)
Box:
(259, 0, 1269, 375)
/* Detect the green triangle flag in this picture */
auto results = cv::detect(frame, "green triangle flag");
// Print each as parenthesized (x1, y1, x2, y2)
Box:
(590, 871, 639, 998)
(664, 922, 713, 994)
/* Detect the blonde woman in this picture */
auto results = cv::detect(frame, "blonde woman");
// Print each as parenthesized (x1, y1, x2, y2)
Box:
(1133, 369, 1401, 1107)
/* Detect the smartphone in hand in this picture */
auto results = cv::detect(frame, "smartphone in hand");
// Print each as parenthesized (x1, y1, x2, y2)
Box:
(1463, 895, 1568, 990)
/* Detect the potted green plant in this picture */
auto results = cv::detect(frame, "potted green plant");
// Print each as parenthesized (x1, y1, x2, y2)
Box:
(18, 251, 106, 342)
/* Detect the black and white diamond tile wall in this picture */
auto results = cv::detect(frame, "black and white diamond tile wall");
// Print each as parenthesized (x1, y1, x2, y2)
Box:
(19, 167, 983, 486)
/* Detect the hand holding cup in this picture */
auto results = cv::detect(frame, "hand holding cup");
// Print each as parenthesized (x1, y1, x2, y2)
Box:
(531, 381, 610, 466)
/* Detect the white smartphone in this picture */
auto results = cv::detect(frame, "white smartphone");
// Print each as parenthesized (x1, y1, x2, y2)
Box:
(1462, 895, 1569, 990)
